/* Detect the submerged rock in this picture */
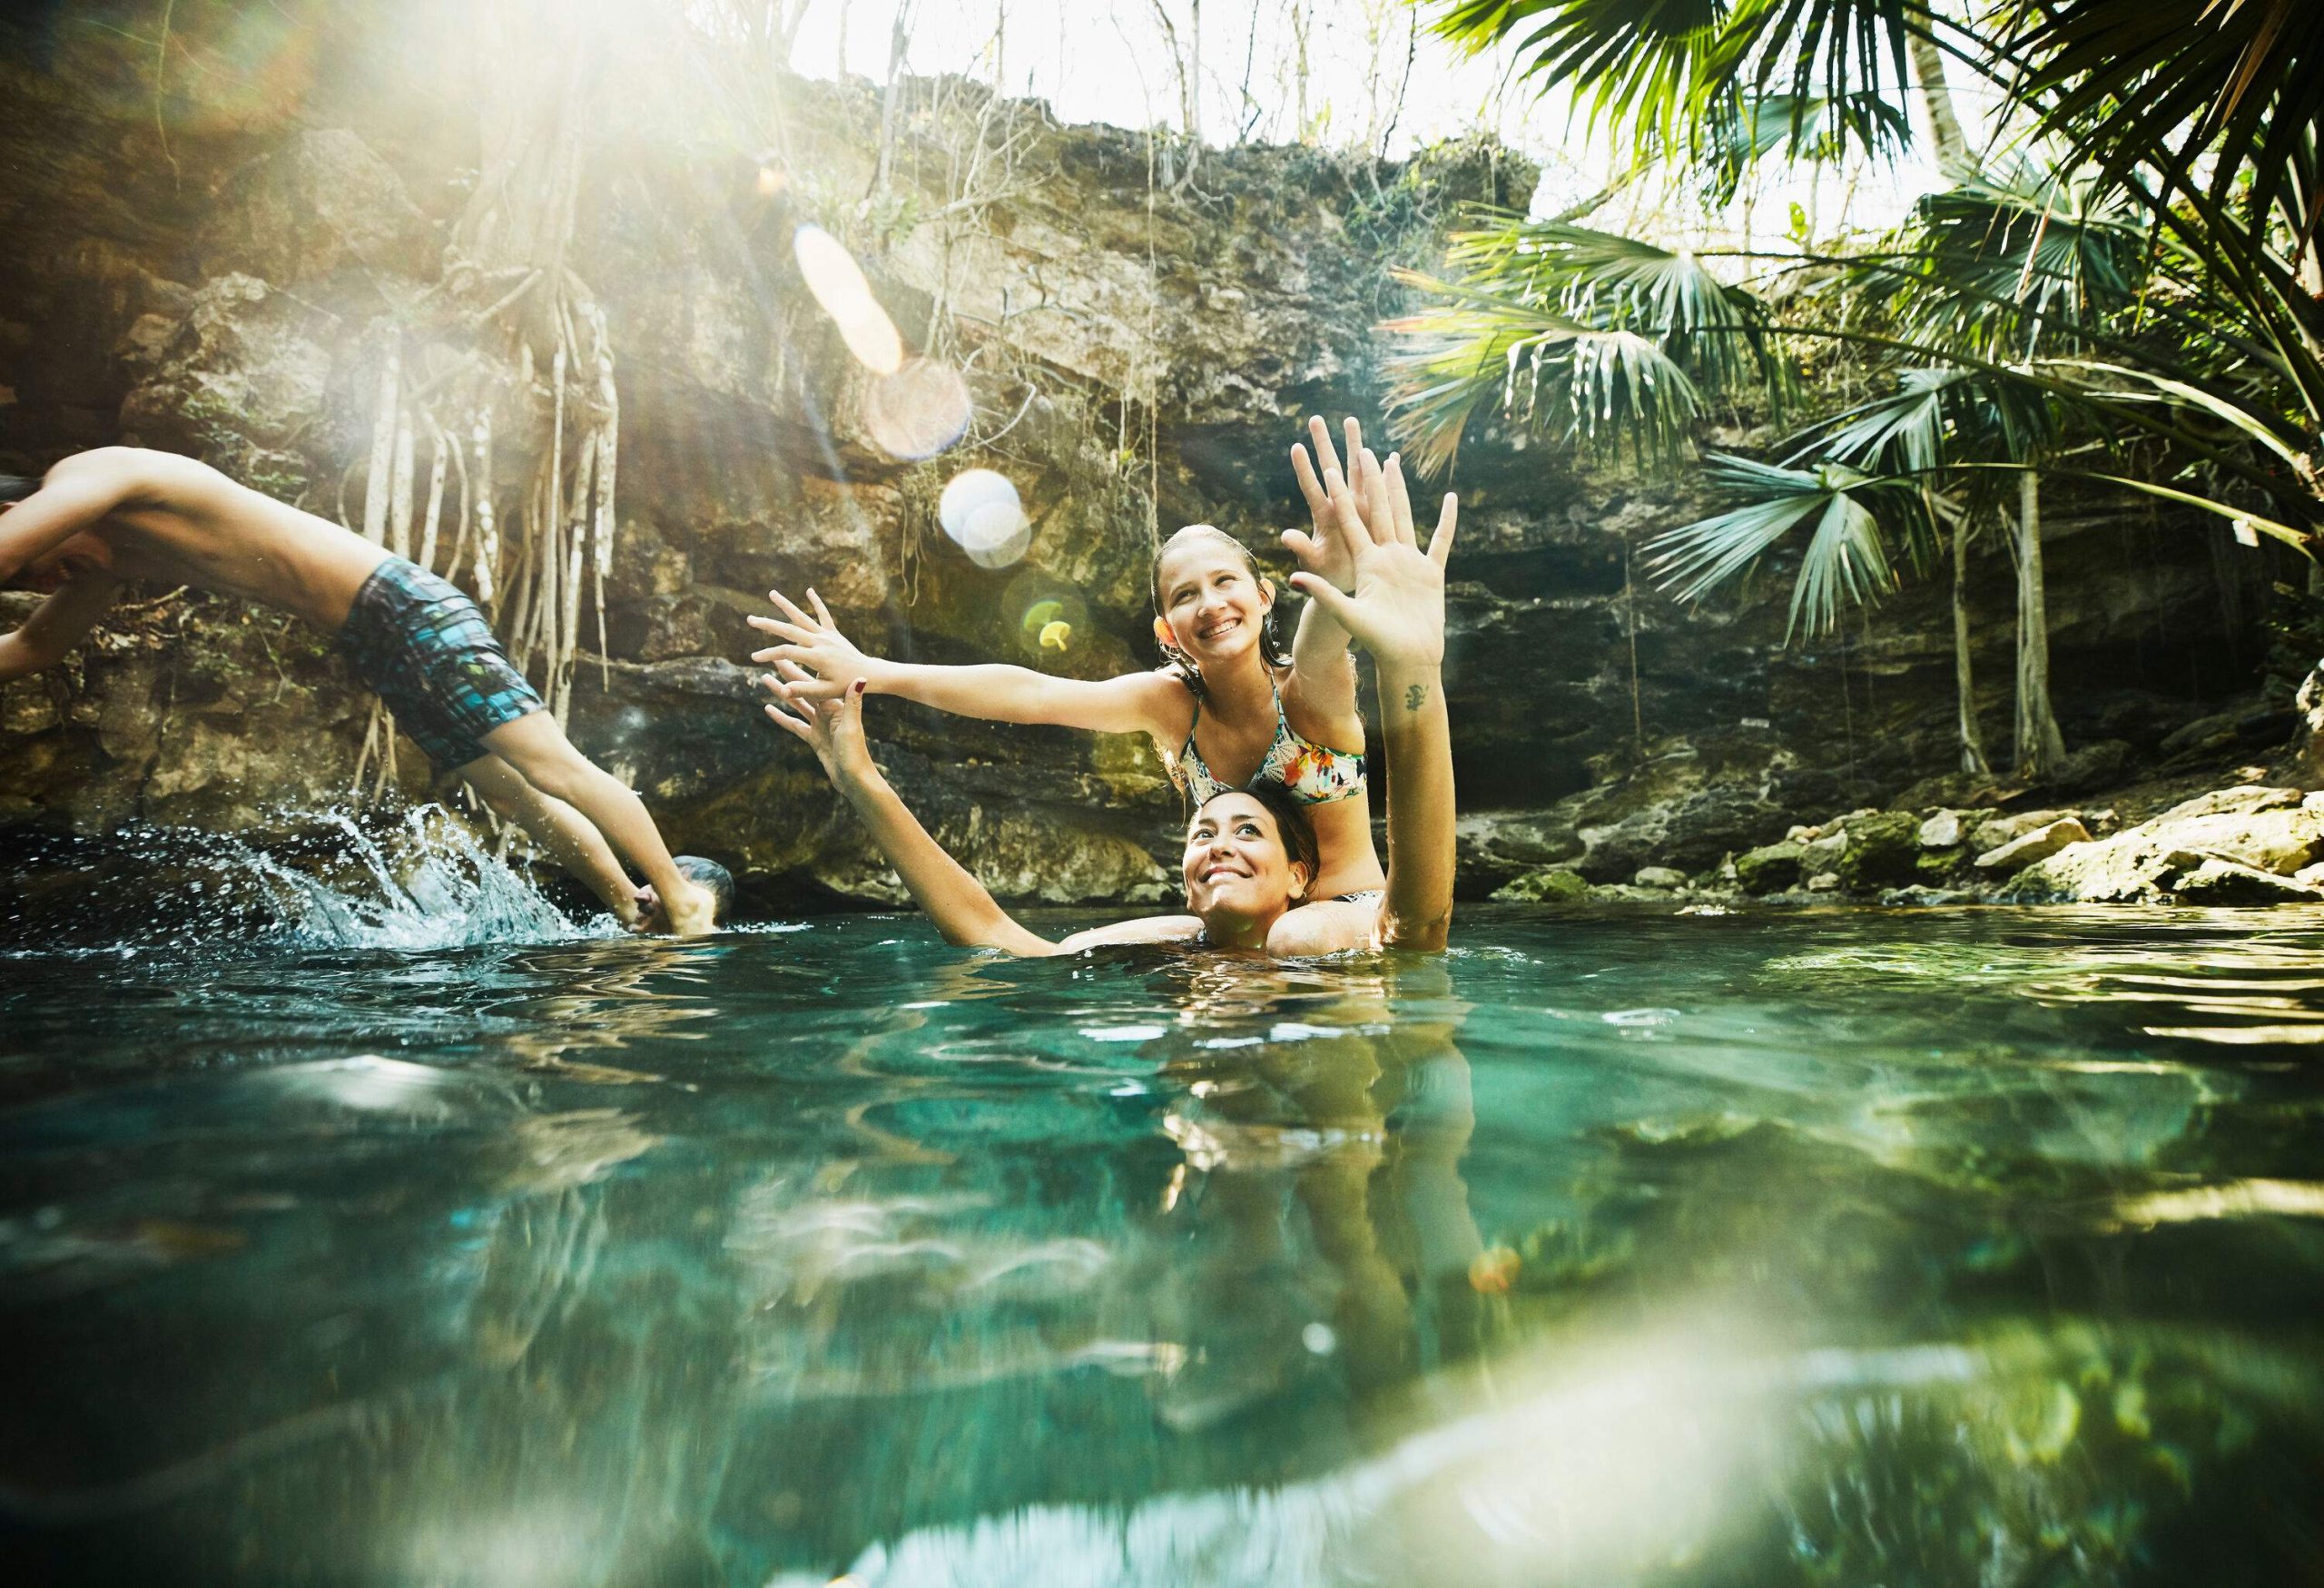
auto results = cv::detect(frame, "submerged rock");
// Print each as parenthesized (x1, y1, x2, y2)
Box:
(1492, 866, 1590, 903)
(2169, 857, 2324, 904)
(1880, 884, 1978, 906)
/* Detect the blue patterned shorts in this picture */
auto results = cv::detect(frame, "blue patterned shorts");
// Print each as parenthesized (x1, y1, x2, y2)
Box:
(336, 557, 542, 770)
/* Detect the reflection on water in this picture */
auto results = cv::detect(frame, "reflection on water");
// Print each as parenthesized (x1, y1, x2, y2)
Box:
(3, 905, 2323, 1582)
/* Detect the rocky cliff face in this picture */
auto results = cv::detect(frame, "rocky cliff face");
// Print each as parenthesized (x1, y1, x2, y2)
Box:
(0, 5, 2287, 912)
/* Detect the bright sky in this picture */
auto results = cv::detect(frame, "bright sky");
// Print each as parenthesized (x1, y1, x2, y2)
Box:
(783, 1, 1992, 244)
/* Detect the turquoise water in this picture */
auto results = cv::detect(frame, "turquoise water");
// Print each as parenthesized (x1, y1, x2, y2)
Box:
(5, 851, 2324, 1583)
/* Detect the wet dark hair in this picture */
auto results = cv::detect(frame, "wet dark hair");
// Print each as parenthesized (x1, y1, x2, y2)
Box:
(1192, 779, 1319, 897)
(675, 855, 734, 925)
(1150, 524, 1293, 700)
(0, 475, 38, 505)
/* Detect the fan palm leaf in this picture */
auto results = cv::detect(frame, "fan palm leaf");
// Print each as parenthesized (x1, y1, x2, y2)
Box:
(1648, 453, 1897, 636)
(1433, 0, 1941, 172)
(2016, 0, 2324, 242)
(1384, 215, 1784, 469)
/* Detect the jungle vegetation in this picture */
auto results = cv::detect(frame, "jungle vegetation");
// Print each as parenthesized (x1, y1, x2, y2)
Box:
(1384, 0, 2323, 779)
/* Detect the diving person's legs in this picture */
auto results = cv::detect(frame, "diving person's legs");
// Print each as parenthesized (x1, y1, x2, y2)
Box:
(479, 710, 716, 935)
(456, 751, 644, 925)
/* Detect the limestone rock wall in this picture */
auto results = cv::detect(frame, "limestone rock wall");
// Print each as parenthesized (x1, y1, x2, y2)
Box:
(0, 5, 2286, 908)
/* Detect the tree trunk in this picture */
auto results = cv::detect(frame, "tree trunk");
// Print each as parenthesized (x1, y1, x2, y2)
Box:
(2013, 469, 2067, 779)
(1905, 26, 1974, 182)
(1950, 512, 1991, 775)
(875, 6, 911, 196)
(1291, 0, 1310, 141)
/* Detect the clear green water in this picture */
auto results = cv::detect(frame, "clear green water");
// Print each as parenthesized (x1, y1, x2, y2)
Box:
(5, 892, 2324, 1583)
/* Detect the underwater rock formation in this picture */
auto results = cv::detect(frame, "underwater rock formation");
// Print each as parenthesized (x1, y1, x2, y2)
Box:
(0, 5, 2292, 911)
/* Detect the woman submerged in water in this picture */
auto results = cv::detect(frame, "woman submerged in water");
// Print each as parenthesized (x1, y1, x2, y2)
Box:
(751, 417, 1411, 957)
(761, 450, 1456, 958)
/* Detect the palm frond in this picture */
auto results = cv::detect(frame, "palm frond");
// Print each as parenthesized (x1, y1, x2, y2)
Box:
(1381, 276, 1708, 472)
(1890, 165, 2150, 356)
(1430, 0, 1928, 172)
(1703, 90, 1914, 197)
(2015, 0, 2324, 242)
(1647, 452, 1900, 636)
(1383, 215, 1786, 470)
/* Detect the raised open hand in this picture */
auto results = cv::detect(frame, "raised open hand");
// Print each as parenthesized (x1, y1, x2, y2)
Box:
(747, 587, 871, 702)
(760, 659, 872, 785)
(1287, 451, 1455, 671)
(1285, 415, 1368, 594)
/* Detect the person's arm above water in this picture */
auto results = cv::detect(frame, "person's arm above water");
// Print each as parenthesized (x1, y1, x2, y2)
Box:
(1282, 415, 1366, 724)
(763, 665, 1067, 957)
(1293, 456, 1458, 954)
(0, 568, 123, 683)
(0, 450, 138, 587)
(749, 587, 1186, 736)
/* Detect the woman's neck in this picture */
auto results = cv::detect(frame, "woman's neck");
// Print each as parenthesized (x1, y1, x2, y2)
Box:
(1200, 648, 1276, 725)
(1197, 900, 1283, 953)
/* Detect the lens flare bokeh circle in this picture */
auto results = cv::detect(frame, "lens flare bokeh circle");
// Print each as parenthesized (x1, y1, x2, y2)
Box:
(862, 357, 972, 460)
(793, 223, 904, 375)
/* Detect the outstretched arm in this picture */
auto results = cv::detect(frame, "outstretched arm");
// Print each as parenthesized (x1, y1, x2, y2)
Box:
(1294, 458, 1458, 953)
(763, 666, 1064, 957)
(750, 587, 1183, 736)
(0, 570, 123, 683)
(0, 456, 132, 586)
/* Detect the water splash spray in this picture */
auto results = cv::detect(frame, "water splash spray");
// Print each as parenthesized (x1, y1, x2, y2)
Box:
(4, 805, 614, 955)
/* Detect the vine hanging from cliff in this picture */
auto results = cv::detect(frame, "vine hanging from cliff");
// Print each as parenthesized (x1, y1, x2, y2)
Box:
(348, 2, 620, 798)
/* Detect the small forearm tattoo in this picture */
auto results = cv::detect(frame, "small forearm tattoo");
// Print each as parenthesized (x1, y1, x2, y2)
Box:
(1403, 683, 1428, 713)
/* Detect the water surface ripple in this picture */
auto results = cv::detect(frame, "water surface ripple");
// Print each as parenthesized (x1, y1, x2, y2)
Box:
(5, 904, 2323, 1584)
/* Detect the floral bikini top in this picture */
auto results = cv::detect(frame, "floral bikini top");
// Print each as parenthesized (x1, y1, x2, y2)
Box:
(1167, 676, 1367, 805)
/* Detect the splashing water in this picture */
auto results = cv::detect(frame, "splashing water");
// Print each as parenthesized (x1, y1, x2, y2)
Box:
(3, 805, 610, 954)
(251, 807, 610, 950)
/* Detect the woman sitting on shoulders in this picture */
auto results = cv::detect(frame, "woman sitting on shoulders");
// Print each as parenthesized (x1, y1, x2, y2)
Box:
(751, 418, 1410, 957)
(761, 453, 1457, 959)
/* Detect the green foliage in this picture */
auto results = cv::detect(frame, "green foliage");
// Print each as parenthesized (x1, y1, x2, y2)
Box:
(1434, 0, 1923, 178)
(1395, 0, 2324, 634)
(1383, 213, 1783, 472)
(1650, 453, 1895, 635)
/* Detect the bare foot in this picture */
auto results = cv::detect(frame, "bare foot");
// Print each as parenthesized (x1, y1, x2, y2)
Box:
(656, 878, 718, 937)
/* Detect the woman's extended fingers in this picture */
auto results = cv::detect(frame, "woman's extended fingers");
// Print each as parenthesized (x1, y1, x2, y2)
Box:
(1384, 453, 1418, 546)
(1314, 414, 1350, 480)
(1322, 461, 1374, 561)
(764, 589, 816, 629)
(748, 643, 809, 667)
(1291, 440, 1329, 517)
(1359, 448, 1401, 548)
(1428, 489, 1459, 567)
(759, 673, 812, 737)
(806, 587, 836, 629)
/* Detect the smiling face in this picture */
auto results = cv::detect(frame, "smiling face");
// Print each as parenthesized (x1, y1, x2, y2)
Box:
(1151, 528, 1274, 672)
(1182, 790, 1313, 942)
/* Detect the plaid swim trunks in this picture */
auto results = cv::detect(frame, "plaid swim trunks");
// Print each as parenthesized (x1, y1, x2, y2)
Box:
(336, 556, 543, 770)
